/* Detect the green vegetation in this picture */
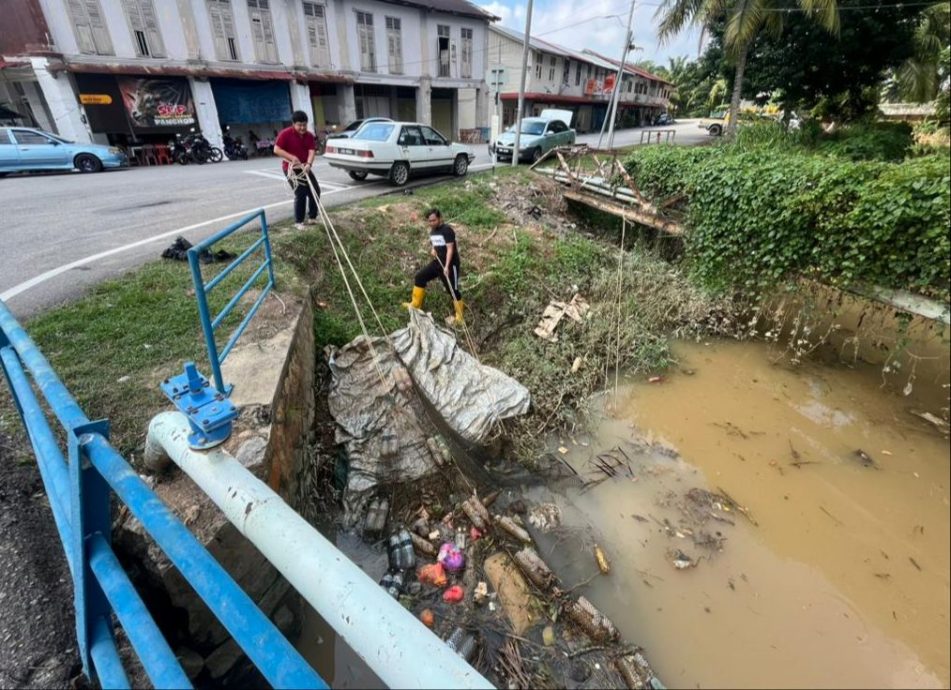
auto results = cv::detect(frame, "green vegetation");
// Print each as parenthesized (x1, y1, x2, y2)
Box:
(625, 136, 951, 299)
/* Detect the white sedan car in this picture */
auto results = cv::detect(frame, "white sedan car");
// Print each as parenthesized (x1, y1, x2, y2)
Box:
(323, 121, 474, 186)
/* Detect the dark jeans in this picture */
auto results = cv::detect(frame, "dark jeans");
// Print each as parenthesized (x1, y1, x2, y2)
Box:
(288, 170, 320, 222)
(415, 259, 462, 301)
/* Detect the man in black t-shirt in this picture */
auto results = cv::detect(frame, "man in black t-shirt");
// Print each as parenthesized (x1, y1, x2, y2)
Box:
(403, 208, 464, 325)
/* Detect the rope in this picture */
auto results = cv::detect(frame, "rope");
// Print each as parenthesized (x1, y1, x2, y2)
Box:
(431, 251, 482, 362)
(286, 166, 389, 386)
(287, 166, 510, 468)
(613, 217, 626, 410)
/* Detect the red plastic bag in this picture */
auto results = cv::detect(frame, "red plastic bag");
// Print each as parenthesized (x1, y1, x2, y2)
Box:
(418, 562, 447, 587)
(442, 585, 464, 603)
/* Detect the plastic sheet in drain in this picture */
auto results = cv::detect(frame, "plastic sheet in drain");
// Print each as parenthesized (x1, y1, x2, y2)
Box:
(326, 311, 531, 523)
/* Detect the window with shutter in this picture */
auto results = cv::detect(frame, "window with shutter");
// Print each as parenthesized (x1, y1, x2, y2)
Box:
(248, 0, 277, 63)
(84, 0, 114, 54)
(437, 25, 450, 78)
(356, 11, 375, 72)
(121, 0, 164, 57)
(208, 0, 239, 60)
(67, 0, 113, 55)
(548, 55, 556, 81)
(460, 28, 472, 79)
(303, 2, 330, 67)
(385, 17, 402, 75)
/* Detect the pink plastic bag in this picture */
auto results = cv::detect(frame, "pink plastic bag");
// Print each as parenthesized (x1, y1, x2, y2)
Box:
(437, 542, 466, 572)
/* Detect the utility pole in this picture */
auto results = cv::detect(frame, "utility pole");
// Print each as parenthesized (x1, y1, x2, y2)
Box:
(597, 0, 636, 150)
(512, 0, 534, 167)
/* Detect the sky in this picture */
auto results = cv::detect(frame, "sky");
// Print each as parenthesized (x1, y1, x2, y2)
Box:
(475, 0, 704, 69)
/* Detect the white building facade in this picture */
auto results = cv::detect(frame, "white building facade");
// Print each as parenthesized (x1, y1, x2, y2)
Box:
(486, 25, 673, 134)
(0, 0, 495, 149)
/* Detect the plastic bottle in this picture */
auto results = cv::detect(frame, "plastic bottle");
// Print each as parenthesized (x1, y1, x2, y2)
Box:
(446, 627, 476, 661)
(398, 528, 416, 571)
(379, 571, 403, 599)
(387, 533, 401, 570)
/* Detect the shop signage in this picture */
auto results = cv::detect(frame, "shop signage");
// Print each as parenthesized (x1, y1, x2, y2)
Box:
(79, 93, 113, 105)
(117, 77, 196, 129)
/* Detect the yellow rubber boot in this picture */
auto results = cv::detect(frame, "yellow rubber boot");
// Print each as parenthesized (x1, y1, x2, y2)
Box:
(450, 299, 465, 326)
(403, 286, 425, 310)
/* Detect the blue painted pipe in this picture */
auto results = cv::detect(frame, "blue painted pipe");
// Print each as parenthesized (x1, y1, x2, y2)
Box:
(190, 210, 264, 251)
(88, 534, 193, 689)
(0, 301, 89, 431)
(0, 345, 73, 574)
(83, 433, 327, 690)
(186, 251, 226, 394)
(89, 615, 130, 690)
(219, 284, 272, 361)
(211, 260, 269, 331)
(204, 235, 266, 294)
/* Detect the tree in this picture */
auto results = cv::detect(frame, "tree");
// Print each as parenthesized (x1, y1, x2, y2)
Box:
(896, 3, 951, 103)
(655, 0, 840, 135)
(733, 0, 922, 119)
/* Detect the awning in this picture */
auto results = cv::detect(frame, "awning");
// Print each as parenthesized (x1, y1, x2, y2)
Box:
(54, 59, 352, 84)
(500, 92, 609, 105)
(211, 78, 291, 124)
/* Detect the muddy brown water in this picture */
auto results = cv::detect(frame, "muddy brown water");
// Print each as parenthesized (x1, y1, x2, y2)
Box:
(529, 338, 949, 689)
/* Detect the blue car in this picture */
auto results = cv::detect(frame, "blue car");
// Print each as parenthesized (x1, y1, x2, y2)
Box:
(0, 126, 129, 176)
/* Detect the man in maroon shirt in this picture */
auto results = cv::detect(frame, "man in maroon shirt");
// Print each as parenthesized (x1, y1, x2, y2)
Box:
(274, 110, 320, 229)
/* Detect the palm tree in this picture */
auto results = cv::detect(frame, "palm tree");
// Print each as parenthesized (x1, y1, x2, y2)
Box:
(898, 2, 951, 102)
(656, 0, 840, 136)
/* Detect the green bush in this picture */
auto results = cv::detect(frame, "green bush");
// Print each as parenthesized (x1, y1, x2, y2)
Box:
(817, 121, 914, 162)
(624, 145, 951, 299)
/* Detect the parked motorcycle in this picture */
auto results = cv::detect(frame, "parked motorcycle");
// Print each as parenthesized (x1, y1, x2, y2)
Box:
(222, 129, 248, 160)
(179, 130, 222, 164)
(169, 133, 190, 165)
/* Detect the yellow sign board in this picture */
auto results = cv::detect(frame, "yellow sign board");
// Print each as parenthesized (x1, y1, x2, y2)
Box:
(80, 93, 113, 105)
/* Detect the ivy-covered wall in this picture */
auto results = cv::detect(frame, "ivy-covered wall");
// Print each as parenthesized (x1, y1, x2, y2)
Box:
(624, 145, 950, 300)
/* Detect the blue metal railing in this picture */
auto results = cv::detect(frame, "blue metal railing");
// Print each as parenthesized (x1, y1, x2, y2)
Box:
(0, 299, 326, 690)
(187, 209, 276, 396)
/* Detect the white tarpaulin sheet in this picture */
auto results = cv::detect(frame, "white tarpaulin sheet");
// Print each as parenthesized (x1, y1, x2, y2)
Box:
(391, 310, 531, 444)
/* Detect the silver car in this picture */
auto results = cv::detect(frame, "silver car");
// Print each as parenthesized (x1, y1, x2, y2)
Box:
(493, 109, 576, 163)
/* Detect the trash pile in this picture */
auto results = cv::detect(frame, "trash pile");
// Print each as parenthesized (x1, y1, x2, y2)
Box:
(367, 487, 665, 689)
(480, 178, 581, 236)
(323, 311, 663, 687)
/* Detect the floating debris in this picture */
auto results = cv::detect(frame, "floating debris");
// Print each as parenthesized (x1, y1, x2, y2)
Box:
(528, 503, 562, 531)
(668, 549, 697, 570)
(594, 544, 611, 575)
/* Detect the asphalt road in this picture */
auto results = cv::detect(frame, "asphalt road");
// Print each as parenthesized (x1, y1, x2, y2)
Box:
(0, 120, 707, 318)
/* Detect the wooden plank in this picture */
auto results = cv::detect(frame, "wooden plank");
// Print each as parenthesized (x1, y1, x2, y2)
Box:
(563, 190, 684, 235)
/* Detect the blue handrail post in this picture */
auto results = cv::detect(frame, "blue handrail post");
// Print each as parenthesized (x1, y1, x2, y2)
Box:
(186, 251, 227, 396)
(261, 213, 276, 288)
(69, 420, 114, 682)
